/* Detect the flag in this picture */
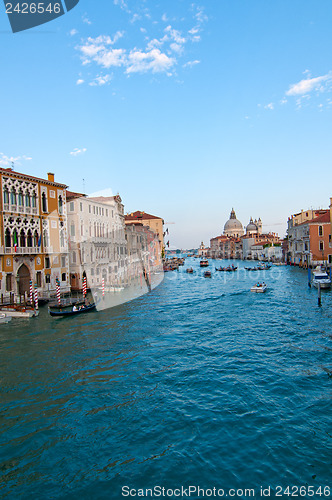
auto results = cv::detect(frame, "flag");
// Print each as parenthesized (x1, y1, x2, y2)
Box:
(37, 234, 42, 247)
(167, 240, 170, 248)
(13, 231, 18, 252)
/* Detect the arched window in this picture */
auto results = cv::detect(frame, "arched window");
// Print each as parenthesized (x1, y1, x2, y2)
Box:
(27, 230, 33, 247)
(42, 192, 47, 212)
(58, 195, 63, 215)
(43, 229, 49, 248)
(18, 190, 24, 206)
(25, 193, 31, 207)
(11, 189, 17, 205)
(60, 230, 65, 248)
(12, 229, 18, 248)
(3, 187, 9, 204)
(20, 229, 26, 247)
(34, 231, 39, 247)
(5, 228, 11, 247)
(31, 193, 36, 208)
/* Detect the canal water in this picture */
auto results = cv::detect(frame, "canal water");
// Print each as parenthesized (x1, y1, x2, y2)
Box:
(1, 259, 331, 499)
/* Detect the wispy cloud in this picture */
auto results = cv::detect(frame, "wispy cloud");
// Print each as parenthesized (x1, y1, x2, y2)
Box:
(183, 60, 200, 68)
(70, 28, 78, 36)
(82, 14, 91, 25)
(264, 103, 274, 110)
(0, 153, 32, 166)
(76, 79, 84, 85)
(70, 148, 87, 156)
(286, 72, 332, 96)
(75, 3, 208, 84)
(89, 75, 112, 86)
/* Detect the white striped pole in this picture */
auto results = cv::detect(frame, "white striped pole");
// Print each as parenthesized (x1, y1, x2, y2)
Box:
(34, 283, 38, 310)
(83, 276, 87, 298)
(29, 280, 33, 305)
(56, 279, 61, 305)
(102, 278, 105, 297)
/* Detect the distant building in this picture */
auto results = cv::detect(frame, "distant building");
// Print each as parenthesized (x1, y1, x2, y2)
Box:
(0, 168, 70, 301)
(125, 211, 164, 257)
(287, 208, 330, 266)
(198, 241, 209, 257)
(66, 192, 126, 291)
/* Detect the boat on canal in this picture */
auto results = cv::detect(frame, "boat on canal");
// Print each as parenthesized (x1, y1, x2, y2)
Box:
(251, 282, 267, 293)
(0, 313, 12, 324)
(312, 267, 331, 289)
(186, 267, 194, 273)
(0, 304, 39, 318)
(200, 259, 209, 267)
(48, 301, 96, 317)
(204, 270, 212, 278)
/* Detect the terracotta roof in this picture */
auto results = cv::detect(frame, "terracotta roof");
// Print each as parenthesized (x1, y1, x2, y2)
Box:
(0, 167, 68, 188)
(309, 211, 330, 224)
(296, 210, 330, 226)
(125, 211, 163, 221)
(66, 190, 86, 200)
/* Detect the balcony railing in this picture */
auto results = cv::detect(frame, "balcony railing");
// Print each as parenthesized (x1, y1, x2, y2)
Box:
(4, 246, 40, 255)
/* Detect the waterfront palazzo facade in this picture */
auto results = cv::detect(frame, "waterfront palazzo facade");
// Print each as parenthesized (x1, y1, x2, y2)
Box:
(0, 168, 70, 300)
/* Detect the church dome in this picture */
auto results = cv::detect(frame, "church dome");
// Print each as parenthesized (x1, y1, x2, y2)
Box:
(246, 217, 257, 234)
(223, 208, 244, 237)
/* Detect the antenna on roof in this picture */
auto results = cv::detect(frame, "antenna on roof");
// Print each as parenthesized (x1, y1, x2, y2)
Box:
(83, 178, 86, 194)
(11, 161, 14, 170)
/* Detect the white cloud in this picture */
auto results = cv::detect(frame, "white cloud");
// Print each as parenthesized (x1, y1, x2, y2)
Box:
(70, 28, 78, 36)
(286, 73, 332, 96)
(89, 75, 112, 86)
(126, 49, 175, 74)
(82, 14, 91, 25)
(183, 60, 200, 68)
(0, 153, 32, 166)
(76, 79, 84, 85)
(70, 148, 87, 156)
(264, 103, 274, 110)
(76, 5, 207, 82)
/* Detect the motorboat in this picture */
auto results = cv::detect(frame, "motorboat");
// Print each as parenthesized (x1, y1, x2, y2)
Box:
(186, 267, 194, 273)
(0, 304, 39, 318)
(204, 270, 212, 278)
(250, 282, 267, 293)
(0, 313, 12, 324)
(200, 259, 209, 267)
(312, 267, 331, 289)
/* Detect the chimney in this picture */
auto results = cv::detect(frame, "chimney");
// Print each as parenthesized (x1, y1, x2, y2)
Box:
(47, 172, 55, 182)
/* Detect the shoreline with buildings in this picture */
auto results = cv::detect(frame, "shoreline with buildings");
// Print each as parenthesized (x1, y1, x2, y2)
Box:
(194, 204, 332, 271)
(0, 167, 165, 312)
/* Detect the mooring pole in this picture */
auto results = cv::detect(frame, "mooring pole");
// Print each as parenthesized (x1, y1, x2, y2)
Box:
(318, 282, 321, 307)
(308, 266, 311, 287)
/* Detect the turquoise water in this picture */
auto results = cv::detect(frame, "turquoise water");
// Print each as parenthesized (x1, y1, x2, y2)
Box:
(0, 259, 331, 499)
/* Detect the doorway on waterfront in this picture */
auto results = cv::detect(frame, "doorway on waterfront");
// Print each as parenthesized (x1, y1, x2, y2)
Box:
(17, 264, 31, 296)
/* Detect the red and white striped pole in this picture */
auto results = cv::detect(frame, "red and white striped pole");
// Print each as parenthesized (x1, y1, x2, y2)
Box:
(34, 283, 38, 311)
(102, 278, 105, 297)
(29, 280, 33, 305)
(56, 278, 61, 305)
(83, 276, 87, 298)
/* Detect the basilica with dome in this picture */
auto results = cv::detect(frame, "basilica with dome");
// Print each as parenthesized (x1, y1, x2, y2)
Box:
(223, 208, 262, 238)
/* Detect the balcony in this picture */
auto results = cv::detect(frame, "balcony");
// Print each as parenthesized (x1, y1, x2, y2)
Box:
(4, 247, 40, 255)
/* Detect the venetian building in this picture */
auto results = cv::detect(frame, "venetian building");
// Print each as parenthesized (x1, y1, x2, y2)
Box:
(223, 208, 244, 238)
(0, 168, 70, 300)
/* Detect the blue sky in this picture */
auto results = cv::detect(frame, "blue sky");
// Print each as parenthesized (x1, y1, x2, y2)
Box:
(1, 0, 332, 248)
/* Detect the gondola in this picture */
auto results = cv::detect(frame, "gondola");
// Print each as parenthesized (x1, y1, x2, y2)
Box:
(48, 302, 96, 317)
